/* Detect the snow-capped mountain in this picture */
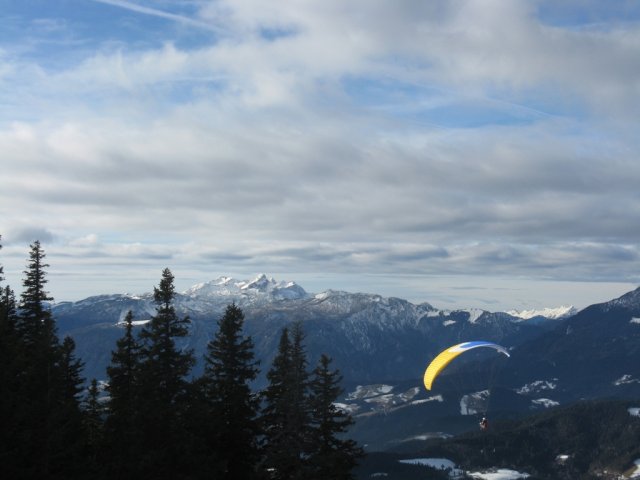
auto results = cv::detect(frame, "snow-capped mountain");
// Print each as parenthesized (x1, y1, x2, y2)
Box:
(53, 274, 556, 385)
(49, 276, 640, 453)
(507, 305, 577, 321)
(342, 287, 640, 452)
(500, 286, 640, 401)
(183, 274, 309, 303)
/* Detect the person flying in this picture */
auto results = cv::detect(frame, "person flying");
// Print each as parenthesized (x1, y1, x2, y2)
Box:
(479, 417, 488, 431)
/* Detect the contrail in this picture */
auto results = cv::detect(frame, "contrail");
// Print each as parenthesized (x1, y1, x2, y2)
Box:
(90, 0, 224, 33)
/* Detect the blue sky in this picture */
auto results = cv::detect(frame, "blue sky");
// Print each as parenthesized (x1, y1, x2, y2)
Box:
(1, 0, 639, 311)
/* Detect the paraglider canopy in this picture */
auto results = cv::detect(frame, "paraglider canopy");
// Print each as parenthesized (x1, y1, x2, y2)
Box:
(423, 341, 510, 391)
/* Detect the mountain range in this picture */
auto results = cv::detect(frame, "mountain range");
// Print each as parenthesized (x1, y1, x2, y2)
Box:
(54, 274, 568, 385)
(53, 274, 640, 454)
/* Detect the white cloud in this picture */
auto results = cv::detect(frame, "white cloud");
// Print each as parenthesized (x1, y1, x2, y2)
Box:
(0, 1, 639, 307)
(68, 234, 100, 247)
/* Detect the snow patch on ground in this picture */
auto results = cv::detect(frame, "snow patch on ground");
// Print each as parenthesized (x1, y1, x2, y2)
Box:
(412, 394, 444, 405)
(460, 390, 489, 415)
(508, 306, 575, 320)
(365, 394, 394, 405)
(362, 387, 420, 410)
(631, 318, 640, 324)
(614, 374, 640, 386)
(443, 320, 457, 326)
(347, 384, 394, 400)
(468, 468, 530, 479)
(532, 398, 560, 408)
(401, 432, 453, 442)
(398, 461, 531, 480)
(628, 407, 640, 417)
(333, 402, 359, 414)
(466, 309, 485, 324)
(516, 379, 557, 395)
(116, 319, 151, 327)
(345, 384, 423, 415)
(630, 459, 640, 478)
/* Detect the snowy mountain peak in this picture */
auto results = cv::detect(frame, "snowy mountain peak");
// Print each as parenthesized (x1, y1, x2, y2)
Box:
(464, 308, 486, 324)
(182, 274, 309, 302)
(508, 305, 577, 320)
(240, 273, 273, 291)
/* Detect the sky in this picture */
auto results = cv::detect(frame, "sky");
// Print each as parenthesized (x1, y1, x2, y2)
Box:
(1, 0, 639, 311)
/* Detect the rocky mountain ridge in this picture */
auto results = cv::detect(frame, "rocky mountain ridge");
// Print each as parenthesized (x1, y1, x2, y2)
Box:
(53, 274, 557, 385)
(49, 276, 640, 457)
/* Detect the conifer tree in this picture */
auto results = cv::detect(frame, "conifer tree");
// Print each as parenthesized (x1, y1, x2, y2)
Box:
(289, 321, 312, 440)
(49, 336, 86, 475)
(58, 336, 85, 403)
(261, 322, 312, 480)
(16, 240, 56, 349)
(202, 303, 261, 479)
(83, 378, 105, 467)
(261, 327, 292, 477)
(11, 241, 86, 477)
(136, 268, 195, 475)
(104, 309, 142, 473)
(0, 286, 16, 324)
(0, 241, 23, 476)
(13, 241, 61, 476)
(308, 354, 364, 480)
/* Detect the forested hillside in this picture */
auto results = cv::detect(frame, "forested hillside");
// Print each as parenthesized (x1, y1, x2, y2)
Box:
(0, 240, 362, 479)
(418, 399, 640, 479)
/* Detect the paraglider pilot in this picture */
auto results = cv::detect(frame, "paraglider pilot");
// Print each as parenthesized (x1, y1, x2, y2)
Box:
(479, 417, 488, 431)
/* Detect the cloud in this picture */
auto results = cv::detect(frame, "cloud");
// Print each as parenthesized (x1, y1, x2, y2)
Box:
(68, 234, 100, 247)
(4, 227, 56, 246)
(0, 1, 639, 305)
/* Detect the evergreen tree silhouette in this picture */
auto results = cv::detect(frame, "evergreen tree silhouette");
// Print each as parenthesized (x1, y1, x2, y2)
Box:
(83, 378, 104, 468)
(104, 309, 143, 475)
(136, 268, 195, 476)
(308, 354, 363, 479)
(0, 239, 23, 477)
(12, 241, 85, 478)
(202, 303, 261, 479)
(261, 322, 312, 480)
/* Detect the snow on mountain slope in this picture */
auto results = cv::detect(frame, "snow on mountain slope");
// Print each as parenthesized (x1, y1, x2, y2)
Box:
(603, 287, 640, 311)
(53, 274, 571, 388)
(183, 274, 309, 303)
(507, 306, 576, 320)
(56, 274, 560, 333)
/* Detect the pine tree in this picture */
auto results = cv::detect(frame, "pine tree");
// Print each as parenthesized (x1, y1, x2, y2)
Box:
(308, 354, 364, 480)
(261, 322, 312, 480)
(136, 268, 195, 476)
(139, 268, 194, 396)
(104, 310, 142, 474)
(202, 303, 261, 479)
(58, 336, 85, 404)
(49, 336, 86, 476)
(16, 240, 56, 349)
(261, 327, 292, 477)
(0, 241, 23, 476)
(83, 378, 105, 467)
(10, 241, 86, 478)
(13, 241, 62, 477)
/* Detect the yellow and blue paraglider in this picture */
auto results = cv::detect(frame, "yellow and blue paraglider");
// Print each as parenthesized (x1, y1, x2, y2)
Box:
(423, 341, 510, 391)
